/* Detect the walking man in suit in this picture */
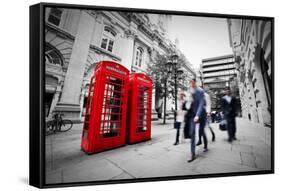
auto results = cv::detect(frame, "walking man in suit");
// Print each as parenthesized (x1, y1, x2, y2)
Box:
(197, 90, 215, 145)
(221, 86, 237, 142)
(188, 78, 207, 162)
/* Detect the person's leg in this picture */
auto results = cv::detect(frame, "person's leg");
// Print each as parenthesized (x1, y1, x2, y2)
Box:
(209, 126, 215, 142)
(188, 121, 196, 162)
(226, 117, 233, 142)
(232, 117, 237, 140)
(200, 116, 208, 151)
(207, 116, 215, 141)
(174, 122, 180, 145)
(197, 126, 202, 146)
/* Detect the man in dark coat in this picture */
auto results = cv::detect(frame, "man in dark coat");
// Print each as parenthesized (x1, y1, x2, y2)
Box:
(221, 86, 237, 142)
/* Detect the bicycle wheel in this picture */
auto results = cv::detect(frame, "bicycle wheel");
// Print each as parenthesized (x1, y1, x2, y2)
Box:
(59, 120, 73, 132)
(46, 121, 54, 135)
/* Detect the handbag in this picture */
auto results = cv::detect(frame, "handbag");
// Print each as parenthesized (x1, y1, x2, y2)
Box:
(219, 119, 227, 131)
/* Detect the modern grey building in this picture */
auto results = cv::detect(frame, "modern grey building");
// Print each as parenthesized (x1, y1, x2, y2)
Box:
(200, 54, 240, 111)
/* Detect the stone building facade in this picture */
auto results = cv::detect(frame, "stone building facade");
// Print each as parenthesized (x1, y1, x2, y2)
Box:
(227, 19, 272, 126)
(44, 8, 194, 121)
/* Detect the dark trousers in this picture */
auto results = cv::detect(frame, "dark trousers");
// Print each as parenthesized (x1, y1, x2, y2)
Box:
(199, 116, 215, 142)
(197, 116, 208, 149)
(174, 122, 181, 143)
(226, 116, 236, 141)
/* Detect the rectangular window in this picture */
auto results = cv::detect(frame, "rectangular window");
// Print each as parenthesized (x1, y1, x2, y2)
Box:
(48, 8, 62, 26)
(101, 38, 108, 49)
(135, 51, 139, 66)
(139, 56, 142, 67)
(108, 40, 114, 52)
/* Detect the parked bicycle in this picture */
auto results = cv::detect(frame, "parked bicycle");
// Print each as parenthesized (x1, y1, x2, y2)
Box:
(46, 112, 73, 135)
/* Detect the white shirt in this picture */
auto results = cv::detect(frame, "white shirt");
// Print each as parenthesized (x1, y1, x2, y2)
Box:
(176, 93, 193, 122)
(204, 92, 211, 114)
(224, 95, 232, 104)
(176, 100, 187, 122)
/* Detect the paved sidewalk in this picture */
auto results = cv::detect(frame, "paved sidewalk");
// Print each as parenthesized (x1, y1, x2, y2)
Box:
(45, 117, 272, 184)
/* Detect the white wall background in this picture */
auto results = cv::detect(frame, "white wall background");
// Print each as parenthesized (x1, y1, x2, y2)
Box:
(0, 0, 279, 190)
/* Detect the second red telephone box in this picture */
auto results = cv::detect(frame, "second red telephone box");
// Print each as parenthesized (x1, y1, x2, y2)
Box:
(127, 73, 152, 144)
(81, 61, 129, 154)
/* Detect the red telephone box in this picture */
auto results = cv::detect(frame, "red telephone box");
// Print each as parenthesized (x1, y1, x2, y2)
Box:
(127, 73, 152, 144)
(81, 61, 129, 154)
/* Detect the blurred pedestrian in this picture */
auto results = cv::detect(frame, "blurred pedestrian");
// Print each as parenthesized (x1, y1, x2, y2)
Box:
(221, 86, 237, 142)
(183, 92, 193, 140)
(197, 90, 215, 145)
(187, 78, 207, 162)
(173, 91, 187, 145)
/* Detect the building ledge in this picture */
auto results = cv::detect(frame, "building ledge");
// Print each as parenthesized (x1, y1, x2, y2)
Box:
(89, 45, 122, 62)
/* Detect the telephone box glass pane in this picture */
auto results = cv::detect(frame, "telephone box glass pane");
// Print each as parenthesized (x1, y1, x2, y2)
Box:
(137, 85, 149, 132)
(100, 76, 124, 138)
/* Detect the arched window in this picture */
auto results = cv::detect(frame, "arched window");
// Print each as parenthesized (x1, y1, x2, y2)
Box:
(135, 47, 143, 67)
(45, 44, 64, 66)
(100, 26, 116, 52)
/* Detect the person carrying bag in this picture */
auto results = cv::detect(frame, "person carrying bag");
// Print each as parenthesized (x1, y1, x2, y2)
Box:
(182, 93, 193, 139)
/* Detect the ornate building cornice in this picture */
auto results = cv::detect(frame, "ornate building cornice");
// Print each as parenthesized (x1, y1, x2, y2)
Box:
(119, 12, 172, 52)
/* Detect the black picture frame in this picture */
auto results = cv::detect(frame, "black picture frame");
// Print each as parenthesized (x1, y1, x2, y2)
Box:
(30, 2, 274, 189)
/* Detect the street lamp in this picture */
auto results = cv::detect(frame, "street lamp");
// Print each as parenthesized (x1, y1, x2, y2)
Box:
(162, 53, 182, 124)
(171, 53, 180, 122)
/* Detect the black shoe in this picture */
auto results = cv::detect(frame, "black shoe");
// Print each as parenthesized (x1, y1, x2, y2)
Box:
(203, 148, 208, 152)
(188, 155, 196, 163)
(228, 138, 233, 143)
(196, 141, 202, 146)
(173, 142, 179, 145)
(233, 137, 237, 141)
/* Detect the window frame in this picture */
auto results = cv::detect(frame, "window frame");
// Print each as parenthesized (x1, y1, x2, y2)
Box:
(135, 47, 144, 67)
(47, 7, 63, 26)
(100, 26, 117, 53)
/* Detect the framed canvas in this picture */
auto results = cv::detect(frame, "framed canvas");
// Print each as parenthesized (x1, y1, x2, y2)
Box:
(30, 2, 274, 188)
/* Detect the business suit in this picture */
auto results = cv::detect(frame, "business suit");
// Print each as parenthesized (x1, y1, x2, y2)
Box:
(197, 92, 215, 145)
(189, 87, 206, 157)
(221, 95, 237, 142)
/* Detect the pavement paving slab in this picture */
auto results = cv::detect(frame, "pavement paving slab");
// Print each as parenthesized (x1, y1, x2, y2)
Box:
(45, 117, 272, 184)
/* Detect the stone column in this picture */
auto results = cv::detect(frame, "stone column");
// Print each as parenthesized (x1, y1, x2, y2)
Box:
(55, 11, 95, 121)
(121, 29, 136, 70)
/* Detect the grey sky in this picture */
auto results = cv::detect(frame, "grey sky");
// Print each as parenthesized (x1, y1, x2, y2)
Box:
(168, 15, 233, 70)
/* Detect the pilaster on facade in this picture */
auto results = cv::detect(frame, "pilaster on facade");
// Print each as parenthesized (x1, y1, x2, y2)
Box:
(55, 11, 96, 120)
